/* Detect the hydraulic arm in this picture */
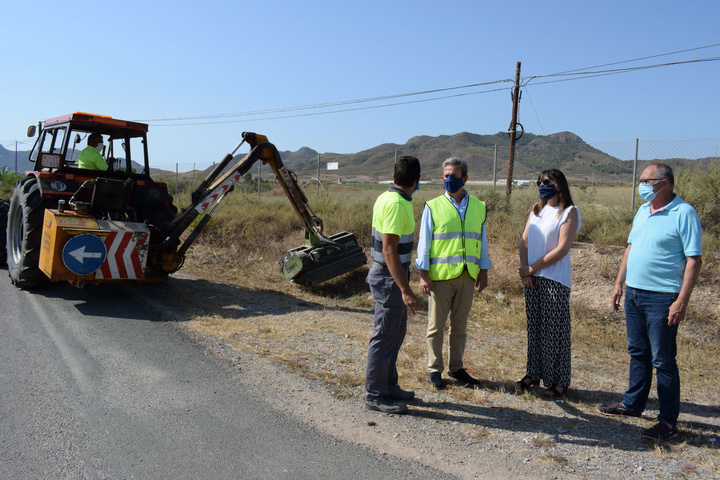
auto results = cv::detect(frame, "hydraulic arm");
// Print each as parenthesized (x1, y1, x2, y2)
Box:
(162, 132, 366, 286)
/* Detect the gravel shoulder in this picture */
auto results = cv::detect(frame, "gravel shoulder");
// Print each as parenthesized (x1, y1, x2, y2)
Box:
(163, 243, 719, 480)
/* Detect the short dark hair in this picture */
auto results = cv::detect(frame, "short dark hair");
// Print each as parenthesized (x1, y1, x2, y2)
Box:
(394, 155, 421, 188)
(653, 163, 674, 186)
(88, 133, 103, 146)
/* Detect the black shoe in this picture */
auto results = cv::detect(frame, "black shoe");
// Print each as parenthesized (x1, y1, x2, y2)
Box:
(387, 384, 415, 401)
(448, 368, 481, 388)
(514, 375, 540, 393)
(641, 422, 678, 442)
(428, 372, 446, 390)
(364, 396, 408, 414)
(597, 402, 641, 417)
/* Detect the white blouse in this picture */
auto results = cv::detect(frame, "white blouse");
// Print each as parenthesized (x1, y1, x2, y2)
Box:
(526, 205, 581, 288)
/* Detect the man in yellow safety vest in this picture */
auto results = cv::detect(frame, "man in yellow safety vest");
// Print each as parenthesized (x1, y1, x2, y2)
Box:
(416, 157, 490, 390)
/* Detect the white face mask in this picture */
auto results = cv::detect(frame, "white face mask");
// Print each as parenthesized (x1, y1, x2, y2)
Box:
(95, 142, 104, 152)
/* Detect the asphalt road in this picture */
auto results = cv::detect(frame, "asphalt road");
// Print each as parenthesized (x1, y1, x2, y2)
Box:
(0, 274, 442, 479)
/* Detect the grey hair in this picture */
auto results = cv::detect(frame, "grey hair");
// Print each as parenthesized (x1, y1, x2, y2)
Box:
(442, 157, 468, 177)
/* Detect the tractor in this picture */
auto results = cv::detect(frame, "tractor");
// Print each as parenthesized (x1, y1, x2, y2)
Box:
(3, 112, 366, 289)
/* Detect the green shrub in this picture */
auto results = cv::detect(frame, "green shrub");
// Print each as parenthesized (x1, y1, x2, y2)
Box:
(1, 169, 23, 198)
(575, 205, 633, 247)
(675, 164, 720, 237)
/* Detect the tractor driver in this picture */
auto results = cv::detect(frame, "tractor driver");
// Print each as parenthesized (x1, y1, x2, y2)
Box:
(78, 133, 110, 170)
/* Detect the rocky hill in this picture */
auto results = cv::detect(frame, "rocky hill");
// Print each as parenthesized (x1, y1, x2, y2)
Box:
(6, 132, 716, 185)
(276, 131, 634, 183)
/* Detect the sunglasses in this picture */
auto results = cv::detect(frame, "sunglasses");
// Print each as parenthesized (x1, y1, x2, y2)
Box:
(536, 178, 553, 186)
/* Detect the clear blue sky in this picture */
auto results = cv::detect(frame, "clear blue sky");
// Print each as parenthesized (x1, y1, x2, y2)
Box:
(2, 1, 718, 171)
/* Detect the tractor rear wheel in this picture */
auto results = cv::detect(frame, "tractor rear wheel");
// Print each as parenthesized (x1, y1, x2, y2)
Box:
(7, 177, 50, 288)
(0, 198, 8, 266)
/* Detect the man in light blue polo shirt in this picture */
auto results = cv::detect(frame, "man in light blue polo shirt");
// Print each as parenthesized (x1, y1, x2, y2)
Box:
(599, 163, 702, 443)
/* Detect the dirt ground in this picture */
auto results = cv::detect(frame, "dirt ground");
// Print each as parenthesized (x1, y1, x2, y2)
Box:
(166, 243, 720, 480)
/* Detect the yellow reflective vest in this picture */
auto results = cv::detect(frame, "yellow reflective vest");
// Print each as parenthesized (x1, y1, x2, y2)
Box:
(427, 195, 486, 281)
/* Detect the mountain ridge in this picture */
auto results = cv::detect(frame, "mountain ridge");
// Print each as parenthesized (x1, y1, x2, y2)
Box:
(3, 132, 717, 184)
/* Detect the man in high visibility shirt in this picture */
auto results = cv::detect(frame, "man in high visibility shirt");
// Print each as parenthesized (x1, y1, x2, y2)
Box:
(364, 155, 422, 414)
(416, 157, 490, 390)
(78, 133, 109, 170)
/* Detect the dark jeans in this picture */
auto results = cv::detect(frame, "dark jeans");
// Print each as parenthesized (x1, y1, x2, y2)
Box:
(365, 262, 408, 400)
(622, 286, 680, 426)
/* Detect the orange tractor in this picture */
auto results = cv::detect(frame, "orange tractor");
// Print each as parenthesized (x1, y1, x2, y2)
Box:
(3, 112, 365, 289)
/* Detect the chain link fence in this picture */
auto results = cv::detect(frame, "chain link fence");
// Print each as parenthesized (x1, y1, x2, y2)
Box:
(133, 138, 720, 203)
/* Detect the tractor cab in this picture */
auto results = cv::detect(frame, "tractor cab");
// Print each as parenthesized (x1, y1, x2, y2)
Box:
(29, 112, 151, 177)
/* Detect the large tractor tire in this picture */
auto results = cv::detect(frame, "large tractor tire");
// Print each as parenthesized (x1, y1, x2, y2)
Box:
(0, 198, 8, 267)
(7, 177, 50, 289)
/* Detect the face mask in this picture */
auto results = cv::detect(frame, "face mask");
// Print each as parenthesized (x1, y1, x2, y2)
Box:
(538, 184, 558, 201)
(443, 175, 464, 194)
(95, 142, 104, 152)
(414, 181, 420, 193)
(638, 182, 663, 202)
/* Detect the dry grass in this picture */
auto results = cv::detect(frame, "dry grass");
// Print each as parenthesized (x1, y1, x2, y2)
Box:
(175, 182, 719, 477)
(181, 184, 720, 396)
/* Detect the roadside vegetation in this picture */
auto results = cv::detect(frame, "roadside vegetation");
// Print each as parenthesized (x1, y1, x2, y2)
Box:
(0, 168, 23, 198)
(175, 163, 719, 477)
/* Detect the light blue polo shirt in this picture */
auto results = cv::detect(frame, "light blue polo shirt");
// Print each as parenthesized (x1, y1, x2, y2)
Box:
(626, 194, 702, 293)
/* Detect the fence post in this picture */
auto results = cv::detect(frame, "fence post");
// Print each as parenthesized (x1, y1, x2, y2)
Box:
(493, 145, 497, 190)
(316, 154, 321, 199)
(631, 138, 639, 211)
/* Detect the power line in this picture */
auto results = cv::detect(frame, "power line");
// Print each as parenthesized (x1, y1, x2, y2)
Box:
(137, 78, 513, 123)
(552, 42, 720, 75)
(150, 85, 512, 127)
(522, 85, 545, 136)
(524, 57, 720, 87)
(139, 43, 720, 127)
(0, 140, 34, 147)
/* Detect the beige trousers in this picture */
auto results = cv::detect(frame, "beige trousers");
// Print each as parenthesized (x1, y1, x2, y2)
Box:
(426, 270, 475, 374)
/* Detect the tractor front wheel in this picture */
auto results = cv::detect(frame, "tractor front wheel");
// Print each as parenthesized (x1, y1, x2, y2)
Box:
(7, 177, 50, 289)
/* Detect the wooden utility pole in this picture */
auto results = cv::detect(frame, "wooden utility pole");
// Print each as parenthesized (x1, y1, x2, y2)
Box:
(505, 61, 522, 203)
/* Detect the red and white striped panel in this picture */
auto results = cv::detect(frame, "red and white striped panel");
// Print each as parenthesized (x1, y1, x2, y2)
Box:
(195, 172, 242, 214)
(95, 222, 150, 280)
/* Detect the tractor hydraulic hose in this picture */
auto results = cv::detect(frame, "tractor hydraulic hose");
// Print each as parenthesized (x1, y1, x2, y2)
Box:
(150, 208, 199, 251)
(190, 138, 246, 204)
(191, 153, 234, 204)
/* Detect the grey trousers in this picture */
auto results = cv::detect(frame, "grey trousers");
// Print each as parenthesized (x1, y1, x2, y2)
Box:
(365, 262, 409, 400)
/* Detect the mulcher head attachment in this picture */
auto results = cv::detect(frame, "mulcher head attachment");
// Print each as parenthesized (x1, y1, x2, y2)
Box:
(279, 231, 367, 287)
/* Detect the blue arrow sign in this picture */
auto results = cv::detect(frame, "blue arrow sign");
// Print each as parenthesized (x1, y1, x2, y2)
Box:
(62, 234, 107, 276)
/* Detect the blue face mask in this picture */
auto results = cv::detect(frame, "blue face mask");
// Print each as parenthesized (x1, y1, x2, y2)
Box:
(538, 184, 558, 201)
(443, 175, 464, 194)
(638, 182, 663, 202)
